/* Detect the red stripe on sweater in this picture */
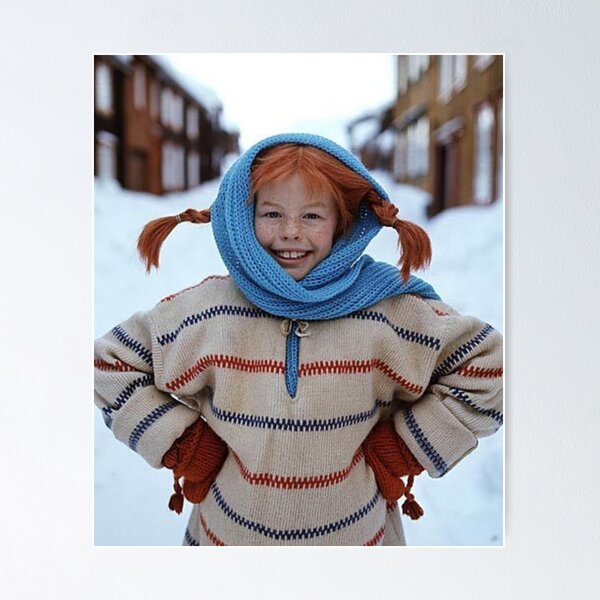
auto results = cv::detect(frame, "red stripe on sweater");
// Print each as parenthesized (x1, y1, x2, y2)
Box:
(364, 526, 386, 546)
(299, 359, 423, 395)
(231, 449, 364, 490)
(160, 275, 231, 303)
(93, 358, 137, 372)
(457, 365, 503, 378)
(166, 354, 286, 391)
(413, 295, 450, 316)
(386, 500, 398, 513)
(199, 512, 226, 546)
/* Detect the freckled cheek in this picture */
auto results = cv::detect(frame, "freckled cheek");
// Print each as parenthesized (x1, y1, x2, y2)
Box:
(253, 222, 274, 248)
(309, 223, 337, 249)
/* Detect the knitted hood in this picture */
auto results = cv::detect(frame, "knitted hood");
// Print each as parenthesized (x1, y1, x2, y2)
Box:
(210, 132, 439, 320)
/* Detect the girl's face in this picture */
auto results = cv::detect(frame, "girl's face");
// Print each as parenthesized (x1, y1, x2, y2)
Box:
(254, 173, 339, 281)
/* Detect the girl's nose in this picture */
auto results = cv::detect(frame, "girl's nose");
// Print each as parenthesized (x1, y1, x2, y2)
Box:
(281, 217, 301, 239)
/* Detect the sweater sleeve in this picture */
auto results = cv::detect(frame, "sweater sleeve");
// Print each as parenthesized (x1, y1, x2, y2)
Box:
(393, 309, 503, 478)
(94, 308, 199, 468)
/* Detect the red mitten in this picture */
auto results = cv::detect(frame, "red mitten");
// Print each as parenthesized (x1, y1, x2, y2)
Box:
(362, 419, 425, 520)
(162, 418, 228, 513)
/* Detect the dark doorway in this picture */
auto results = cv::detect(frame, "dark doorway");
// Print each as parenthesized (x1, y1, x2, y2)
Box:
(431, 137, 460, 218)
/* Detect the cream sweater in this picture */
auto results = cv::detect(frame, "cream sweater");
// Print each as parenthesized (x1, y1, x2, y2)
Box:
(94, 275, 503, 546)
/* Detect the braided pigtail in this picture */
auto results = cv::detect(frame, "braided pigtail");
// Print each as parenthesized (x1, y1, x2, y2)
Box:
(137, 208, 211, 273)
(367, 192, 432, 282)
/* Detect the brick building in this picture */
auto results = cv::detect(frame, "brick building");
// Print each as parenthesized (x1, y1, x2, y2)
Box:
(94, 54, 239, 195)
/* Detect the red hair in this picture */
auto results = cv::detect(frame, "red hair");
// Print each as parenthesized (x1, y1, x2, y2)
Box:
(138, 143, 432, 281)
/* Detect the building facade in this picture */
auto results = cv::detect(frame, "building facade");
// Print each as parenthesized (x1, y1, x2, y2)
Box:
(94, 55, 239, 195)
(349, 55, 503, 217)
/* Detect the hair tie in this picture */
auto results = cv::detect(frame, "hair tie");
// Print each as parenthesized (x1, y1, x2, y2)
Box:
(369, 197, 399, 228)
(178, 208, 211, 224)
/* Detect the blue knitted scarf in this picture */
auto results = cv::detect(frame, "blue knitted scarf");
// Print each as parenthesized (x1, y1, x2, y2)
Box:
(210, 133, 439, 397)
(211, 132, 440, 320)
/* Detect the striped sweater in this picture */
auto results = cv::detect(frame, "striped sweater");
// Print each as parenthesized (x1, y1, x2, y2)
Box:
(94, 275, 503, 546)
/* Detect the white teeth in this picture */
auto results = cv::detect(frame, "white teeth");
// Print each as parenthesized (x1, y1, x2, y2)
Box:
(275, 250, 308, 259)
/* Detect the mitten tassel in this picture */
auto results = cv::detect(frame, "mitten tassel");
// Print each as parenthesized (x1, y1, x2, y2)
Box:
(401, 475, 424, 520)
(168, 474, 185, 514)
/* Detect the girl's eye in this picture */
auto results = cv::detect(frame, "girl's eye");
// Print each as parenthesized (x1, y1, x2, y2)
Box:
(264, 211, 281, 218)
(304, 213, 322, 220)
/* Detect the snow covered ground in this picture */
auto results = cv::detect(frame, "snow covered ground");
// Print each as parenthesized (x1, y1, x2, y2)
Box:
(94, 162, 504, 546)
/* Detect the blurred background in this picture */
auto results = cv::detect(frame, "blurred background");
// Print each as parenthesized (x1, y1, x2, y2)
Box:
(94, 53, 503, 546)
(94, 53, 502, 215)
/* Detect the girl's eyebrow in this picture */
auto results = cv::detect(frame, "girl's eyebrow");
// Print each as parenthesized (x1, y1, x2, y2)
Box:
(257, 199, 329, 209)
(257, 199, 283, 207)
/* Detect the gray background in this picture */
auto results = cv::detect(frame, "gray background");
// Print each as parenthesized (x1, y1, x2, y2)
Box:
(1, 1, 598, 598)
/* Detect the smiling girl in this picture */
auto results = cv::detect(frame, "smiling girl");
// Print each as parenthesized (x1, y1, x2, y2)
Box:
(94, 133, 503, 546)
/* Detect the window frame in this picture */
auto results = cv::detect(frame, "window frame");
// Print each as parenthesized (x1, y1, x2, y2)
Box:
(95, 62, 113, 116)
(472, 99, 496, 204)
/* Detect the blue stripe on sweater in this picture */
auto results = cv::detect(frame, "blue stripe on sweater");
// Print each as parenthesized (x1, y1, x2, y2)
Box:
(433, 323, 495, 377)
(183, 527, 199, 546)
(209, 398, 390, 432)
(111, 326, 153, 365)
(156, 305, 271, 346)
(101, 374, 155, 429)
(403, 408, 449, 475)
(128, 399, 180, 451)
(211, 482, 381, 541)
(347, 310, 441, 350)
(448, 388, 504, 425)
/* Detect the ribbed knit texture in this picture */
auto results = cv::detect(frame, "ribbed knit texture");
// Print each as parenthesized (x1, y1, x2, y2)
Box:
(210, 133, 440, 320)
(94, 277, 503, 546)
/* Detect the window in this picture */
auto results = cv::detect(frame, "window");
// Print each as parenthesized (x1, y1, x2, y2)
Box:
(161, 88, 171, 126)
(438, 55, 453, 103)
(187, 150, 200, 187)
(406, 116, 429, 178)
(186, 105, 199, 139)
(95, 63, 113, 115)
(171, 94, 184, 131)
(408, 56, 420, 83)
(473, 102, 495, 204)
(133, 64, 146, 110)
(417, 115, 429, 175)
(474, 54, 495, 71)
(162, 142, 185, 190)
(175, 145, 185, 186)
(438, 54, 468, 103)
(393, 131, 408, 179)
(408, 55, 430, 83)
(95, 131, 117, 180)
(454, 55, 467, 91)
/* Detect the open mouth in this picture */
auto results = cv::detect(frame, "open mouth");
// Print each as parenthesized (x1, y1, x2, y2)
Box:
(272, 250, 310, 261)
